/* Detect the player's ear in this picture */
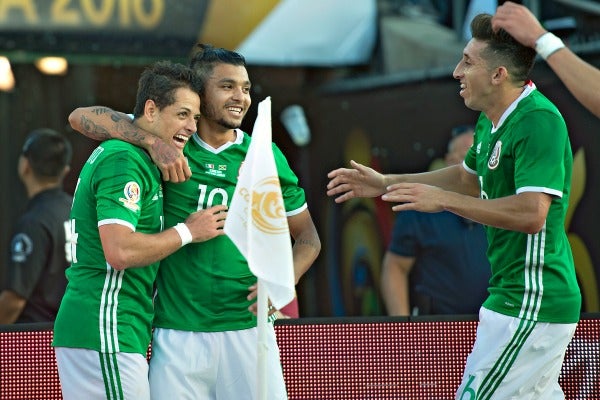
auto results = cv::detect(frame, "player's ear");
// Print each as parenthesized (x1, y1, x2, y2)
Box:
(491, 66, 508, 84)
(144, 99, 157, 121)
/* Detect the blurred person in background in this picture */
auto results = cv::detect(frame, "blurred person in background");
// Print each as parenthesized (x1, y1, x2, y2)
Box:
(381, 126, 490, 316)
(0, 128, 72, 324)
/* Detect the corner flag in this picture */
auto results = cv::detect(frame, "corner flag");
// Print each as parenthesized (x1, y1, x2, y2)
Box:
(224, 97, 295, 310)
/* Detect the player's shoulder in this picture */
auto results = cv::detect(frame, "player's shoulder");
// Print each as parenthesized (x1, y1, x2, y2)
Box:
(519, 89, 563, 119)
(95, 140, 150, 165)
(101, 139, 143, 152)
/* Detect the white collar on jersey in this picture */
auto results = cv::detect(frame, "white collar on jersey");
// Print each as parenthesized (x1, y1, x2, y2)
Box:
(191, 129, 244, 154)
(491, 82, 536, 133)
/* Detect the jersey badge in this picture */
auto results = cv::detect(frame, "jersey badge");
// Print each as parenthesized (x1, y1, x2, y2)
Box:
(205, 163, 226, 177)
(11, 233, 33, 263)
(487, 140, 502, 170)
(119, 181, 141, 211)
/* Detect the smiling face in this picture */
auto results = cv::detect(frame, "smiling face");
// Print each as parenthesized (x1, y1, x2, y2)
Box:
(453, 39, 495, 113)
(200, 63, 251, 132)
(149, 86, 200, 151)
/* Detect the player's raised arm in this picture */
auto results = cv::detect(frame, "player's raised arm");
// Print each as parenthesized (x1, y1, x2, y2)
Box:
(326, 160, 388, 203)
(68, 106, 192, 182)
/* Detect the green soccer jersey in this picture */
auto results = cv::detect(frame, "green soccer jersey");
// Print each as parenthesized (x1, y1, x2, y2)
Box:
(464, 83, 581, 323)
(53, 140, 163, 354)
(153, 130, 306, 332)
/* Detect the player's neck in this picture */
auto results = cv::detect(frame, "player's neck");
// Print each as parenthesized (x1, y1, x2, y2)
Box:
(197, 128, 237, 149)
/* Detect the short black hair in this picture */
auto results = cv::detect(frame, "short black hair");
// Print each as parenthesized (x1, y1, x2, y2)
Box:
(133, 60, 201, 117)
(470, 13, 536, 82)
(21, 128, 72, 178)
(188, 43, 247, 94)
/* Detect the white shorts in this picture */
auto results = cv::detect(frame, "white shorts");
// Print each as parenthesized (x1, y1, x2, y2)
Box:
(455, 307, 577, 400)
(149, 327, 287, 400)
(54, 347, 149, 400)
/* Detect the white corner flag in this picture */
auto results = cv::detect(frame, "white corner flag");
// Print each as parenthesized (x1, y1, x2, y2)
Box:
(225, 97, 295, 399)
(224, 96, 295, 310)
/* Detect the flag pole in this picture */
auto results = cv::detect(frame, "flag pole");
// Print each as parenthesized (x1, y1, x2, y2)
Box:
(257, 279, 268, 400)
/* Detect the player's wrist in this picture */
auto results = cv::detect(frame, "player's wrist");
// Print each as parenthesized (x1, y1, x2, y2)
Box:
(381, 174, 390, 192)
(144, 133, 159, 153)
(173, 223, 193, 246)
(535, 32, 565, 60)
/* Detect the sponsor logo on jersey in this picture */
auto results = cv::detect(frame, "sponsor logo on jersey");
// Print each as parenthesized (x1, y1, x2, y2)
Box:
(488, 141, 502, 170)
(476, 142, 482, 154)
(11, 233, 33, 263)
(205, 163, 226, 177)
(119, 181, 141, 211)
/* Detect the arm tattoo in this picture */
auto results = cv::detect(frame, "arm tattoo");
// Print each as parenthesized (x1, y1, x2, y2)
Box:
(79, 115, 112, 141)
(151, 139, 179, 164)
(84, 107, 148, 146)
(294, 237, 320, 250)
(91, 106, 113, 116)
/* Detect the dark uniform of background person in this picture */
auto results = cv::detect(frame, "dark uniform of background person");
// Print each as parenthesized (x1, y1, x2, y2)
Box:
(0, 129, 73, 324)
(381, 126, 491, 316)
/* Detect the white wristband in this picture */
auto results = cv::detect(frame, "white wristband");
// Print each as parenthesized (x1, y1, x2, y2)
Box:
(173, 223, 192, 246)
(535, 32, 565, 60)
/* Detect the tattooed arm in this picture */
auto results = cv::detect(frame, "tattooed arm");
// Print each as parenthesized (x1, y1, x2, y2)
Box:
(68, 106, 192, 182)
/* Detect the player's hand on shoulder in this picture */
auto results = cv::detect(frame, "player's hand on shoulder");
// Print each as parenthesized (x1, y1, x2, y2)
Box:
(149, 137, 192, 182)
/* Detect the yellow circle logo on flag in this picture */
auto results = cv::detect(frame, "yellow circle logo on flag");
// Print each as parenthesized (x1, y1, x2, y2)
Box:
(249, 177, 287, 234)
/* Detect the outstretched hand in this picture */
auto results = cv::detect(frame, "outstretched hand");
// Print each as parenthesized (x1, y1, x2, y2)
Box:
(326, 160, 386, 203)
(148, 138, 192, 183)
(383, 183, 446, 213)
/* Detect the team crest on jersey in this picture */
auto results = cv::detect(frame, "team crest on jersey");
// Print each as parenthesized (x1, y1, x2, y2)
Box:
(488, 141, 502, 170)
(11, 233, 33, 263)
(119, 181, 141, 211)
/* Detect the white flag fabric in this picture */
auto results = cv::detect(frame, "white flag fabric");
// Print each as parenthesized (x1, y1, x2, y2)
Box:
(224, 97, 295, 310)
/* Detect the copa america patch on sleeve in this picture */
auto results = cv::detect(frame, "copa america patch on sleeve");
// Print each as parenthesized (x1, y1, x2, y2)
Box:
(11, 233, 33, 263)
(119, 181, 141, 212)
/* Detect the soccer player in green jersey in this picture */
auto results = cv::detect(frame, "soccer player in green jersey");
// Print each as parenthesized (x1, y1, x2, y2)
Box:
(327, 14, 580, 399)
(68, 45, 321, 399)
(53, 61, 228, 400)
